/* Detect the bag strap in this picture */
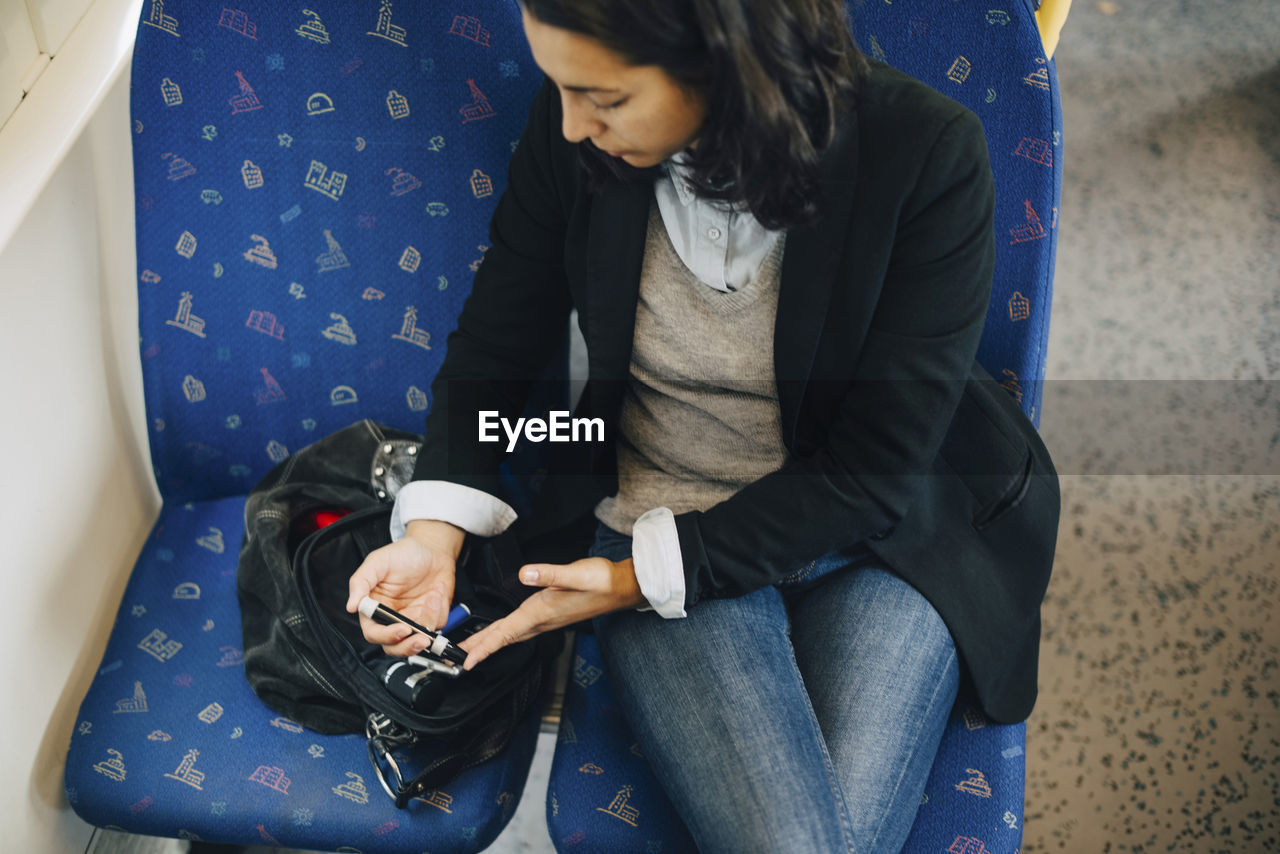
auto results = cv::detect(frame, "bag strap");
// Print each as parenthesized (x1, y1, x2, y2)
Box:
(365, 707, 521, 808)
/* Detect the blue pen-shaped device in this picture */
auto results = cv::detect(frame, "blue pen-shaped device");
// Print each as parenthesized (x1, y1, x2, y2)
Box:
(442, 603, 472, 635)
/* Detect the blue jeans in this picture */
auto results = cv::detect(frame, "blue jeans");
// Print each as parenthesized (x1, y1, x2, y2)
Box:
(590, 523, 959, 853)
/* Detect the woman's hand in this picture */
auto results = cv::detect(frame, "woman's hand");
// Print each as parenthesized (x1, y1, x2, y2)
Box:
(345, 519, 466, 657)
(458, 557, 646, 670)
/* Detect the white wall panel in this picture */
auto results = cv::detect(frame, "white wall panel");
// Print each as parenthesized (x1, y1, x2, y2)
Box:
(0, 69, 157, 852)
(0, 0, 41, 126)
(25, 0, 94, 54)
(0, 0, 141, 252)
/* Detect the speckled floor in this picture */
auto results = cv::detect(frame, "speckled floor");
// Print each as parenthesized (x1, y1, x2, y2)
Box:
(106, 3, 1278, 854)
(1020, 1, 1280, 851)
(1025, 476, 1279, 853)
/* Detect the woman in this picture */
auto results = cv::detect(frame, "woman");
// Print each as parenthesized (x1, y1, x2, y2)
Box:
(347, 0, 1060, 849)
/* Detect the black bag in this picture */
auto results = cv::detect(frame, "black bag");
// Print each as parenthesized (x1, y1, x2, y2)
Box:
(236, 420, 562, 807)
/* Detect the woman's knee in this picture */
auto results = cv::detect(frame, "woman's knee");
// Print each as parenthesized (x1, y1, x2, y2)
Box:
(805, 565, 953, 659)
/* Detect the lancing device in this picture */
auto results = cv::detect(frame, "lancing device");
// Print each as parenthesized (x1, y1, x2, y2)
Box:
(407, 654, 462, 679)
(358, 596, 468, 666)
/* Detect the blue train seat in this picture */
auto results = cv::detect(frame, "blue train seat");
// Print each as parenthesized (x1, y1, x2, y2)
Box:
(544, 2, 1064, 851)
(63, 2, 562, 850)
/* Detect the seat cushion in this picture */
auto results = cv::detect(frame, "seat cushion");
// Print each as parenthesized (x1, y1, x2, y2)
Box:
(902, 705, 1028, 852)
(546, 632, 697, 853)
(65, 497, 541, 852)
(548, 633, 1026, 853)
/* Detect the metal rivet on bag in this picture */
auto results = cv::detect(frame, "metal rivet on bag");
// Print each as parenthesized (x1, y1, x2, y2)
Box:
(374, 466, 385, 477)
(383, 443, 393, 453)
(377, 490, 387, 499)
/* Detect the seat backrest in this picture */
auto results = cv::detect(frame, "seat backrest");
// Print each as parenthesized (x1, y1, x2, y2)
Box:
(130, 1, 542, 502)
(847, 1, 1063, 428)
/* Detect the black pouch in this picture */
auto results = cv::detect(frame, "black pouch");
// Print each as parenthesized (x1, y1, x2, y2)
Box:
(236, 420, 561, 807)
(297, 504, 559, 805)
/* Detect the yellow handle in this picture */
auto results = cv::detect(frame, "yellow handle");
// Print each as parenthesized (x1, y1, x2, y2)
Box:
(1035, 0, 1073, 59)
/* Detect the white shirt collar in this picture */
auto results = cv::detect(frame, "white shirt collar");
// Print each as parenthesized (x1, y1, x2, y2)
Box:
(664, 151, 698, 207)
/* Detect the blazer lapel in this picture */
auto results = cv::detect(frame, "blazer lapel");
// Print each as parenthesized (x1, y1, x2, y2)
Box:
(584, 177, 652, 384)
(774, 110, 860, 446)
(579, 109, 860, 448)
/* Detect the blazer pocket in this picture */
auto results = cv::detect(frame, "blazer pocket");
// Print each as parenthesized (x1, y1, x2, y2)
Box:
(972, 449, 1034, 531)
(937, 376, 1033, 518)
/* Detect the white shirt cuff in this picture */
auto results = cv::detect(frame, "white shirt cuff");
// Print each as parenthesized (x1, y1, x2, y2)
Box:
(390, 480, 518, 541)
(631, 507, 688, 619)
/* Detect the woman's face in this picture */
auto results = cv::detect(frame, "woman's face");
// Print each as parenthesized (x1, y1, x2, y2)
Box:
(521, 8, 707, 168)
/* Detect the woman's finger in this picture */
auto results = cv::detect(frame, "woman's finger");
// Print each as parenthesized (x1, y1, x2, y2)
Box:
(346, 551, 389, 613)
(458, 615, 535, 671)
(459, 559, 637, 670)
(384, 630, 439, 658)
(520, 558, 610, 591)
(358, 612, 414, 648)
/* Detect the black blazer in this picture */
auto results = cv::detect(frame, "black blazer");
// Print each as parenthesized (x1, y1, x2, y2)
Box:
(413, 63, 1060, 724)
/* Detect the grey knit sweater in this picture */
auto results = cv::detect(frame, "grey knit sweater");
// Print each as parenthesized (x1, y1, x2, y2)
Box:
(594, 199, 789, 535)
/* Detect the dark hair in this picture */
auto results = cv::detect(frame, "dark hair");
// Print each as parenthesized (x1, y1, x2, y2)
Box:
(519, 0, 870, 230)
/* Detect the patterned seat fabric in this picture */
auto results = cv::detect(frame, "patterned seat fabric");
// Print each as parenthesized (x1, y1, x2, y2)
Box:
(546, 2, 1063, 852)
(855, 1, 1064, 430)
(65, 2, 562, 850)
(127, 0, 554, 503)
(67, 497, 541, 850)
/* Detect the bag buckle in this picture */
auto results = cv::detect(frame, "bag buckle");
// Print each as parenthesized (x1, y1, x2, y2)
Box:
(365, 713, 415, 804)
